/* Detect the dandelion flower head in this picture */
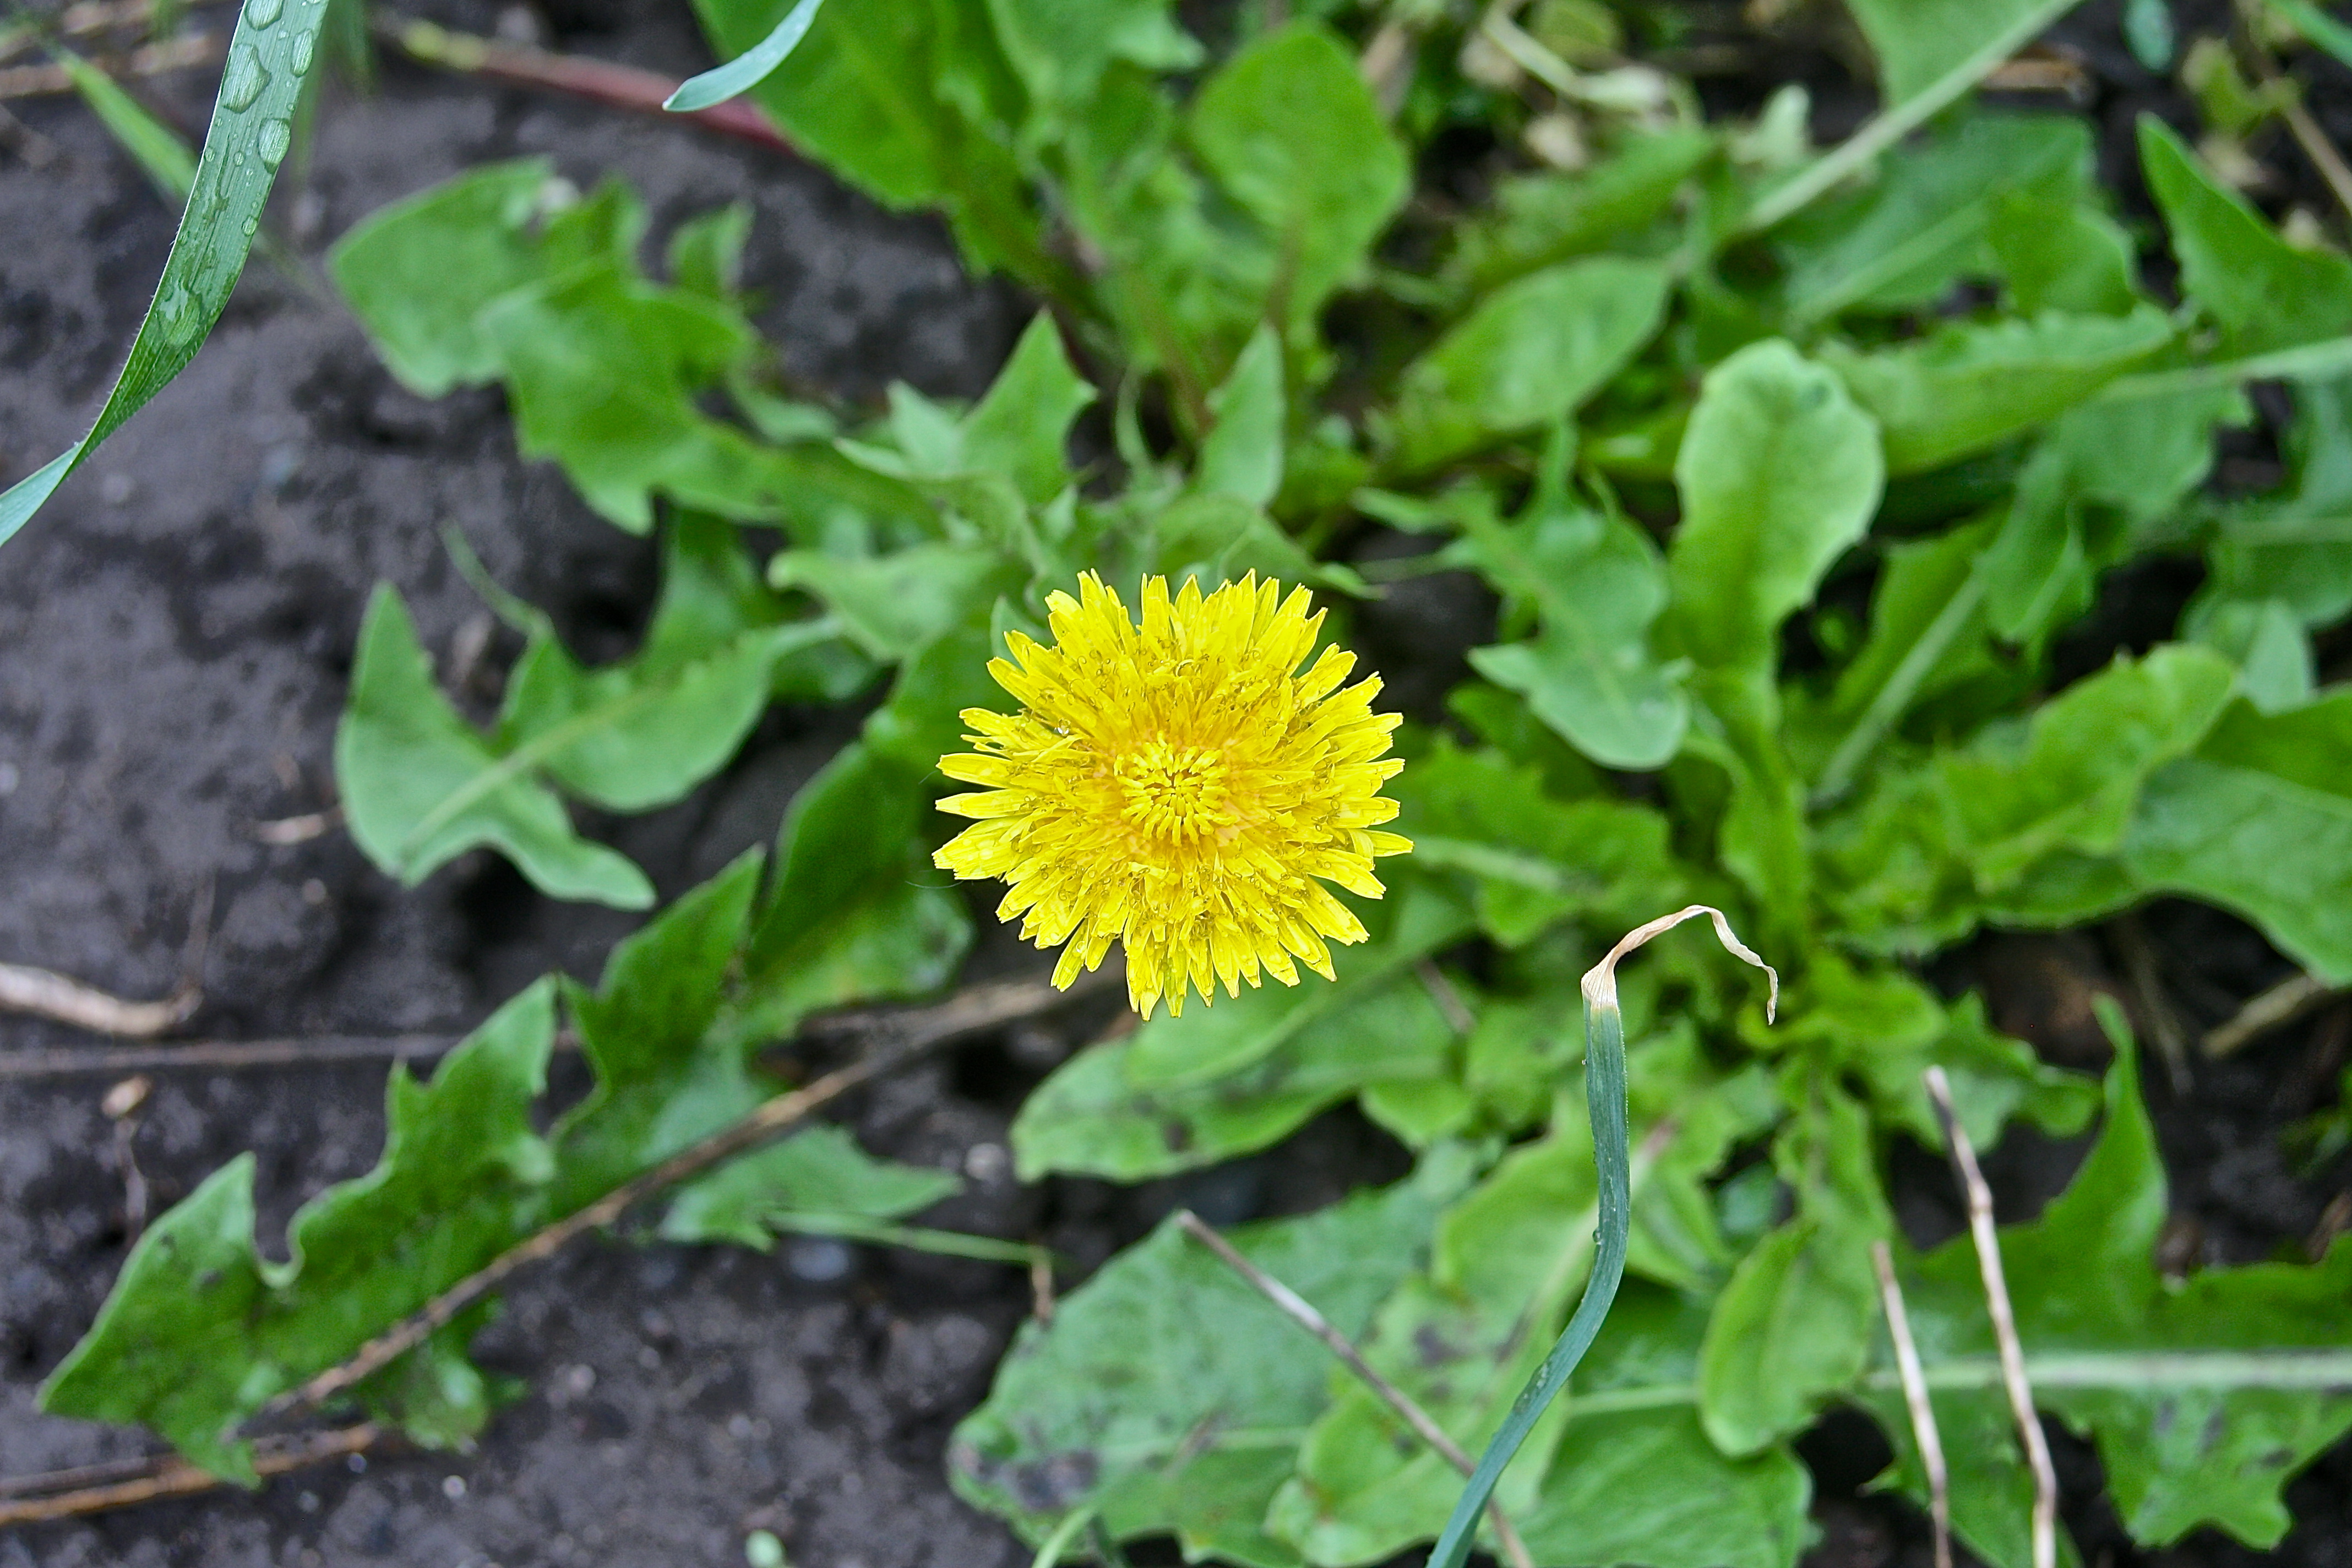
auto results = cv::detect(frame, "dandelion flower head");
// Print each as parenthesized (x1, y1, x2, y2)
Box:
(933, 572, 1412, 1020)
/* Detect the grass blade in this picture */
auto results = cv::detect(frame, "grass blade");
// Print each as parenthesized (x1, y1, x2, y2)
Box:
(663, 0, 822, 112)
(54, 48, 196, 200)
(1426, 906, 1776, 1568)
(0, 0, 326, 550)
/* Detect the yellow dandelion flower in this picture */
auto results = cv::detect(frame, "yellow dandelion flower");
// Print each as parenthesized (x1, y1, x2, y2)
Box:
(933, 571, 1413, 1021)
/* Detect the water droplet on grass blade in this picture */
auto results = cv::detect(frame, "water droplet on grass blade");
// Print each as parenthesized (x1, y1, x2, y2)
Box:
(220, 45, 270, 110)
(257, 117, 291, 167)
(290, 31, 314, 73)
(243, 0, 284, 27)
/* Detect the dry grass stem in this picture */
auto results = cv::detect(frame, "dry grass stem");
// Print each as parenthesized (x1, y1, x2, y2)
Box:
(1925, 1066, 2057, 1568)
(1175, 1211, 1537, 1568)
(251, 807, 341, 845)
(1871, 1239, 1952, 1568)
(2204, 971, 2342, 1058)
(0, 1425, 380, 1526)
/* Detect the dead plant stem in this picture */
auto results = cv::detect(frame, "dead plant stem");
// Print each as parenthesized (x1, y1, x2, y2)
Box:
(1871, 1239, 1951, 1568)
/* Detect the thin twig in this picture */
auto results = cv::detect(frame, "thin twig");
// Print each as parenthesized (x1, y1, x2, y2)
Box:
(1924, 1066, 2057, 1568)
(2206, 971, 2343, 1058)
(2271, 72, 2352, 225)
(0, 1032, 466, 1080)
(0, 31, 220, 97)
(1871, 1240, 1951, 1568)
(1028, 1248, 1057, 1326)
(0, 961, 197, 1037)
(1175, 1211, 1537, 1568)
(377, 15, 793, 154)
(260, 976, 1087, 1422)
(0, 1425, 380, 1526)
(1415, 959, 1477, 1038)
(2110, 913, 2192, 1096)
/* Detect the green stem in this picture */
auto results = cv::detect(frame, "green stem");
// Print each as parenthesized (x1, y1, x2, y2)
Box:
(1029, 1505, 1097, 1568)
(1427, 993, 1631, 1568)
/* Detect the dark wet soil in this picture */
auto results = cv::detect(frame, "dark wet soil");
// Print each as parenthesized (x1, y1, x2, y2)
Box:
(0, 2, 2346, 1566)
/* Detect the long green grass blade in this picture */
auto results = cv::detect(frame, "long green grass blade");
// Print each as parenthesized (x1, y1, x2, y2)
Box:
(2263, 0, 2352, 73)
(55, 49, 197, 200)
(1424, 989, 1631, 1568)
(663, 0, 823, 112)
(0, 0, 326, 550)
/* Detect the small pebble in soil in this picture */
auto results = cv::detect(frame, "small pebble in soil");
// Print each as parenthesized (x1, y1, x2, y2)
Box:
(442, 1474, 467, 1500)
(785, 1236, 854, 1283)
(962, 1142, 1010, 1183)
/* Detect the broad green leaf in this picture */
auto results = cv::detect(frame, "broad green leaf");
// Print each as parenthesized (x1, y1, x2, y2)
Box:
(42, 983, 560, 1479)
(667, 201, 754, 300)
(1815, 515, 2002, 766)
(949, 1157, 1469, 1550)
(2119, 691, 2352, 983)
(2141, 115, 2352, 356)
(1460, 494, 1689, 771)
(2187, 599, 2315, 714)
(1943, 644, 2236, 890)
(1698, 1090, 1887, 1455)
(1393, 738, 1684, 946)
(1773, 112, 2092, 323)
(1518, 1289, 1811, 1568)
(698, 0, 1055, 285)
(1197, 326, 1286, 508)
(1443, 129, 1714, 302)
(1669, 339, 1883, 676)
(1274, 1063, 1779, 1563)
(1386, 258, 1671, 474)
(330, 160, 634, 396)
(658, 1125, 960, 1249)
(1187, 23, 1408, 342)
(1011, 888, 1470, 1180)
(1872, 1045, 2352, 1566)
(1988, 186, 2139, 318)
(336, 586, 655, 908)
(984, 0, 1199, 116)
(1152, 493, 1356, 595)
(0, 0, 331, 547)
(1823, 307, 2171, 475)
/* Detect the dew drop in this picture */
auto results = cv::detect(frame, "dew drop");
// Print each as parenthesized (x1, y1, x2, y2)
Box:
(256, 117, 291, 168)
(243, 0, 283, 28)
(219, 43, 269, 111)
(241, 215, 259, 237)
(290, 31, 314, 75)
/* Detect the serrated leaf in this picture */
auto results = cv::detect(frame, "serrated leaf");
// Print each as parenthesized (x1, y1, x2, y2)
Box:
(42, 983, 560, 1479)
(1870, 1045, 2352, 1567)
(0, 0, 330, 546)
(949, 1157, 1469, 1549)
(1387, 257, 1671, 474)
(767, 543, 1012, 661)
(659, 1125, 960, 1249)
(2141, 115, 2352, 356)
(1823, 307, 2172, 475)
(336, 586, 655, 908)
(339, 524, 836, 906)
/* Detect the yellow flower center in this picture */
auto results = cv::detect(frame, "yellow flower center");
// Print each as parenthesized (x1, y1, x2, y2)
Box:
(1115, 741, 1232, 845)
